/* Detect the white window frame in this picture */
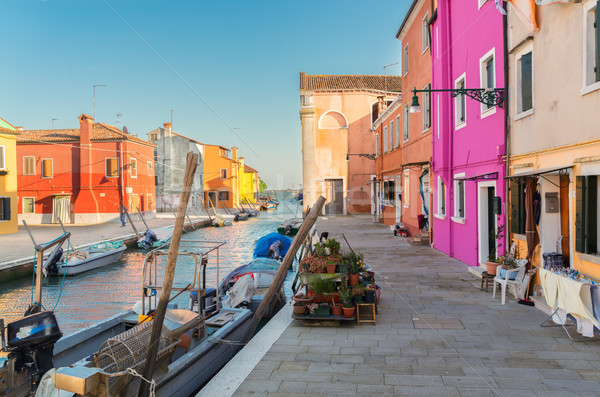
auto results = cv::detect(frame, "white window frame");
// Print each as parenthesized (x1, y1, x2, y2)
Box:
(384, 126, 388, 153)
(23, 197, 35, 214)
(23, 156, 35, 175)
(105, 157, 119, 178)
(375, 133, 379, 157)
(403, 104, 409, 142)
(452, 173, 466, 223)
(41, 158, 53, 179)
(423, 83, 431, 132)
(403, 169, 410, 208)
(479, 47, 497, 117)
(454, 73, 467, 129)
(435, 176, 446, 219)
(395, 115, 401, 147)
(582, 0, 600, 95)
(130, 157, 138, 178)
(403, 44, 409, 76)
(514, 43, 534, 120)
(478, 0, 488, 9)
(422, 13, 429, 53)
(0, 146, 5, 170)
(390, 120, 395, 149)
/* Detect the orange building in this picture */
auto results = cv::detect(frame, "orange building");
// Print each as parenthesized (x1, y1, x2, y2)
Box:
(203, 144, 238, 209)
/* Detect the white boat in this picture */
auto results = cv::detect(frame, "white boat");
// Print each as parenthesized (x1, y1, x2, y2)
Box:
(48, 242, 127, 276)
(137, 226, 173, 249)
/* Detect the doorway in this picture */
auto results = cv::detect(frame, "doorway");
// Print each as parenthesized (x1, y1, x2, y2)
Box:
(395, 175, 402, 223)
(52, 196, 71, 224)
(324, 179, 344, 215)
(478, 182, 497, 264)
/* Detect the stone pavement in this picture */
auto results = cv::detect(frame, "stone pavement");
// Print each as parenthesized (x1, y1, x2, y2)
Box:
(232, 215, 600, 397)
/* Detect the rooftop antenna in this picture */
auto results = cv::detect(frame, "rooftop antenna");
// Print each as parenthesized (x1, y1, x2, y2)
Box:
(123, 126, 129, 134)
(383, 62, 399, 94)
(116, 113, 123, 125)
(171, 108, 175, 126)
(51, 118, 58, 128)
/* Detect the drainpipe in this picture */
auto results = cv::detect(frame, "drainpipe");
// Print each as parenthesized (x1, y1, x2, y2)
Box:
(503, 9, 510, 255)
(446, 0, 455, 258)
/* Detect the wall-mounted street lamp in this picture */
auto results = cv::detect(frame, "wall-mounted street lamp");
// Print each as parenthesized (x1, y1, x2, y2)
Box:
(346, 153, 377, 161)
(409, 86, 504, 113)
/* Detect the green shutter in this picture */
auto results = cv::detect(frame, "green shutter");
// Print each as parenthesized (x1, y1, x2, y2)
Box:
(586, 176, 597, 254)
(2, 197, 10, 221)
(596, 1, 600, 82)
(575, 176, 586, 253)
(510, 180, 520, 234)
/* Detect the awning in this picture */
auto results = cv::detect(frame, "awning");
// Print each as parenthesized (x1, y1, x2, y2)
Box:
(506, 165, 572, 179)
(453, 172, 498, 181)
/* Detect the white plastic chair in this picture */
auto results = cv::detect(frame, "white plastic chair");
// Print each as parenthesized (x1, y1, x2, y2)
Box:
(492, 259, 531, 305)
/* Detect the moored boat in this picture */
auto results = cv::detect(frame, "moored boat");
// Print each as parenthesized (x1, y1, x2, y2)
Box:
(48, 241, 126, 276)
(253, 232, 293, 260)
(277, 218, 303, 236)
(137, 226, 173, 249)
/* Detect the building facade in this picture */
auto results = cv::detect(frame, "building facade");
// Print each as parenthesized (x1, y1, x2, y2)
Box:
(431, 0, 507, 267)
(148, 122, 204, 213)
(0, 117, 18, 234)
(17, 114, 156, 224)
(300, 72, 401, 215)
(239, 160, 259, 204)
(507, 0, 600, 279)
(203, 144, 238, 209)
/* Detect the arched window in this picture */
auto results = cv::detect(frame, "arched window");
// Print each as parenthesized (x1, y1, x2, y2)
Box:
(318, 110, 349, 129)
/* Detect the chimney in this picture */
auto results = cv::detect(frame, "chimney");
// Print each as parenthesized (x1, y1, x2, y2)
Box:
(377, 96, 387, 116)
(79, 114, 94, 145)
(163, 122, 172, 135)
(232, 146, 238, 161)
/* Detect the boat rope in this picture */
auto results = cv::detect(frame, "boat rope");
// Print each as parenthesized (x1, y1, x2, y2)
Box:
(105, 368, 156, 397)
(207, 336, 247, 346)
(52, 240, 69, 312)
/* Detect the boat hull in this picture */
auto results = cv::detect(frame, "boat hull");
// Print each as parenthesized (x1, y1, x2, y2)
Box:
(55, 245, 126, 276)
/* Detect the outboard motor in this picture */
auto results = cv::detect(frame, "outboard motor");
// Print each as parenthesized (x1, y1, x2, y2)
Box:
(141, 229, 158, 249)
(188, 288, 218, 314)
(2, 311, 62, 392)
(267, 241, 283, 260)
(45, 247, 63, 275)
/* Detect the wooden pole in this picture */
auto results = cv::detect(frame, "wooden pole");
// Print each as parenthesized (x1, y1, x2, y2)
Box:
(199, 197, 213, 221)
(137, 207, 151, 230)
(124, 207, 141, 237)
(139, 152, 198, 397)
(247, 196, 325, 337)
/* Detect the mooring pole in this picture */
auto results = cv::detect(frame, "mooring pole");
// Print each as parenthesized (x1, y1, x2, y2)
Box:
(139, 152, 198, 397)
(124, 207, 141, 238)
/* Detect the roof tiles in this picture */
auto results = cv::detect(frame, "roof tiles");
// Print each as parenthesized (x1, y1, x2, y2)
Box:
(299, 72, 401, 92)
(16, 123, 153, 146)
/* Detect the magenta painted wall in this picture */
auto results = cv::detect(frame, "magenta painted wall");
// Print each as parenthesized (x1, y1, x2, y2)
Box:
(431, 0, 506, 267)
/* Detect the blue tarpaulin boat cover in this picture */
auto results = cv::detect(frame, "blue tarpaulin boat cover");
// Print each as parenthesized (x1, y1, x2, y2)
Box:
(253, 232, 293, 259)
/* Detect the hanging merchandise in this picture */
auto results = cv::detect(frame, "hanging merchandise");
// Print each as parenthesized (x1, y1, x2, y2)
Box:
(509, 0, 539, 32)
(535, 0, 568, 4)
(418, 170, 429, 230)
(495, 0, 507, 15)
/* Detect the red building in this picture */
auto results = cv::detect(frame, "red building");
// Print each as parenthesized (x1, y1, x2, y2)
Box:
(17, 114, 156, 224)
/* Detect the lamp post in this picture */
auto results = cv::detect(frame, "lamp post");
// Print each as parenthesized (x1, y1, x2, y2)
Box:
(93, 84, 107, 120)
(409, 86, 504, 113)
(346, 153, 377, 161)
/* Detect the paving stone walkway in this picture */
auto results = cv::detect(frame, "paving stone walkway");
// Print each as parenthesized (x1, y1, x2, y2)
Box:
(233, 215, 600, 397)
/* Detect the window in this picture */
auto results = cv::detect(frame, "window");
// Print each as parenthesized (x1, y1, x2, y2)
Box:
(149, 133, 157, 141)
(403, 170, 410, 207)
(516, 46, 533, 115)
(455, 74, 466, 126)
(384, 126, 388, 153)
(510, 179, 526, 235)
(41, 159, 53, 178)
(403, 44, 409, 75)
(437, 177, 446, 216)
(375, 133, 379, 157)
(454, 179, 465, 219)
(403, 105, 409, 142)
(422, 14, 429, 52)
(0, 146, 4, 169)
(390, 121, 394, 149)
(423, 84, 431, 131)
(23, 156, 35, 175)
(478, 0, 488, 8)
(220, 169, 227, 179)
(23, 197, 35, 214)
(147, 194, 154, 211)
(575, 175, 598, 255)
(383, 180, 395, 206)
(584, 1, 600, 89)
(147, 161, 152, 170)
(130, 158, 137, 178)
(395, 116, 400, 147)
(106, 158, 119, 178)
(480, 49, 496, 113)
(0, 197, 10, 221)
(219, 190, 230, 201)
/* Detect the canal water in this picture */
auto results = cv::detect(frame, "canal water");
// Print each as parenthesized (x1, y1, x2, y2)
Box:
(0, 194, 302, 336)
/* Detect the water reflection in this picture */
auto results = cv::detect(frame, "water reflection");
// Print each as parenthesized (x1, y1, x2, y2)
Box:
(0, 196, 300, 335)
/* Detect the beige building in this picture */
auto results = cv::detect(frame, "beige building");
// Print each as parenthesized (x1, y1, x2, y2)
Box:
(507, 1, 600, 279)
(299, 72, 401, 215)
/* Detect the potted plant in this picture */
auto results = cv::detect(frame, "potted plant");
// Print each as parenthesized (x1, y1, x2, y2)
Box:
(300, 255, 327, 273)
(326, 258, 337, 274)
(324, 238, 341, 257)
(352, 284, 365, 303)
(306, 303, 319, 316)
(330, 295, 342, 316)
(486, 224, 505, 276)
(498, 255, 519, 280)
(339, 284, 355, 318)
(313, 242, 328, 257)
(309, 277, 335, 302)
(293, 302, 307, 315)
(348, 261, 361, 286)
(364, 285, 376, 303)
(291, 293, 314, 305)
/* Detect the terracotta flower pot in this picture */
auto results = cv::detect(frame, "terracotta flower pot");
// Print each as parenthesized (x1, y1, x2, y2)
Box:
(349, 274, 359, 286)
(292, 295, 314, 304)
(293, 303, 306, 315)
(342, 306, 355, 318)
(314, 267, 326, 273)
(331, 304, 342, 316)
(326, 264, 337, 274)
(486, 261, 501, 276)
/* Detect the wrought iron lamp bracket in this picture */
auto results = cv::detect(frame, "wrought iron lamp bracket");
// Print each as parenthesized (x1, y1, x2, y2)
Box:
(412, 87, 505, 108)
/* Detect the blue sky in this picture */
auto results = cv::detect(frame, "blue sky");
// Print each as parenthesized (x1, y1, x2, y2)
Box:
(1, 0, 410, 189)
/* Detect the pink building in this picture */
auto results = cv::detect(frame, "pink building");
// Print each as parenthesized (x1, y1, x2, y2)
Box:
(430, 1, 506, 267)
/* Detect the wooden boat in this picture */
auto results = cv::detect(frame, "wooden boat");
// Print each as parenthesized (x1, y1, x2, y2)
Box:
(137, 226, 173, 249)
(253, 232, 293, 260)
(277, 218, 303, 236)
(48, 241, 126, 276)
(34, 241, 256, 397)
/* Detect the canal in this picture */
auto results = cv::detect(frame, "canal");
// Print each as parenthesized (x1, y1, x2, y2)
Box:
(0, 195, 302, 336)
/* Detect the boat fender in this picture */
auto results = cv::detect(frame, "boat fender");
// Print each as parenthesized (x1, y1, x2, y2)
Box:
(177, 333, 191, 350)
(232, 272, 254, 283)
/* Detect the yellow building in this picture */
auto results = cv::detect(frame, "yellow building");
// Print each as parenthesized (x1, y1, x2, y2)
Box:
(507, 2, 600, 279)
(0, 117, 18, 234)
(239, 158, 258, 204)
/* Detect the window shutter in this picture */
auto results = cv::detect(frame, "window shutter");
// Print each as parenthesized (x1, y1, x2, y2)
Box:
(42, 160, 52, 178)
(458, 181, 465, 217)
(510, 180, 520, 234)
(585, 176, 597, 254)
(2, 197, 10, 221)
(595, 1, 600, 82)
(575, 176, 586, 253)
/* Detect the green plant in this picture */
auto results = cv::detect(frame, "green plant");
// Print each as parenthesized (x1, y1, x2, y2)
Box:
(313, 242, 328, 257)
(348, 261, 362, 275)
(342, 250, 363, 265)
(351, 285, 365, 297)
(300, 255, 327, 272)
(338, 284, 353, 308)
(487, 224, 505, 263)
(309, 277, 335, 297)
(324, 239, 341, 257)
